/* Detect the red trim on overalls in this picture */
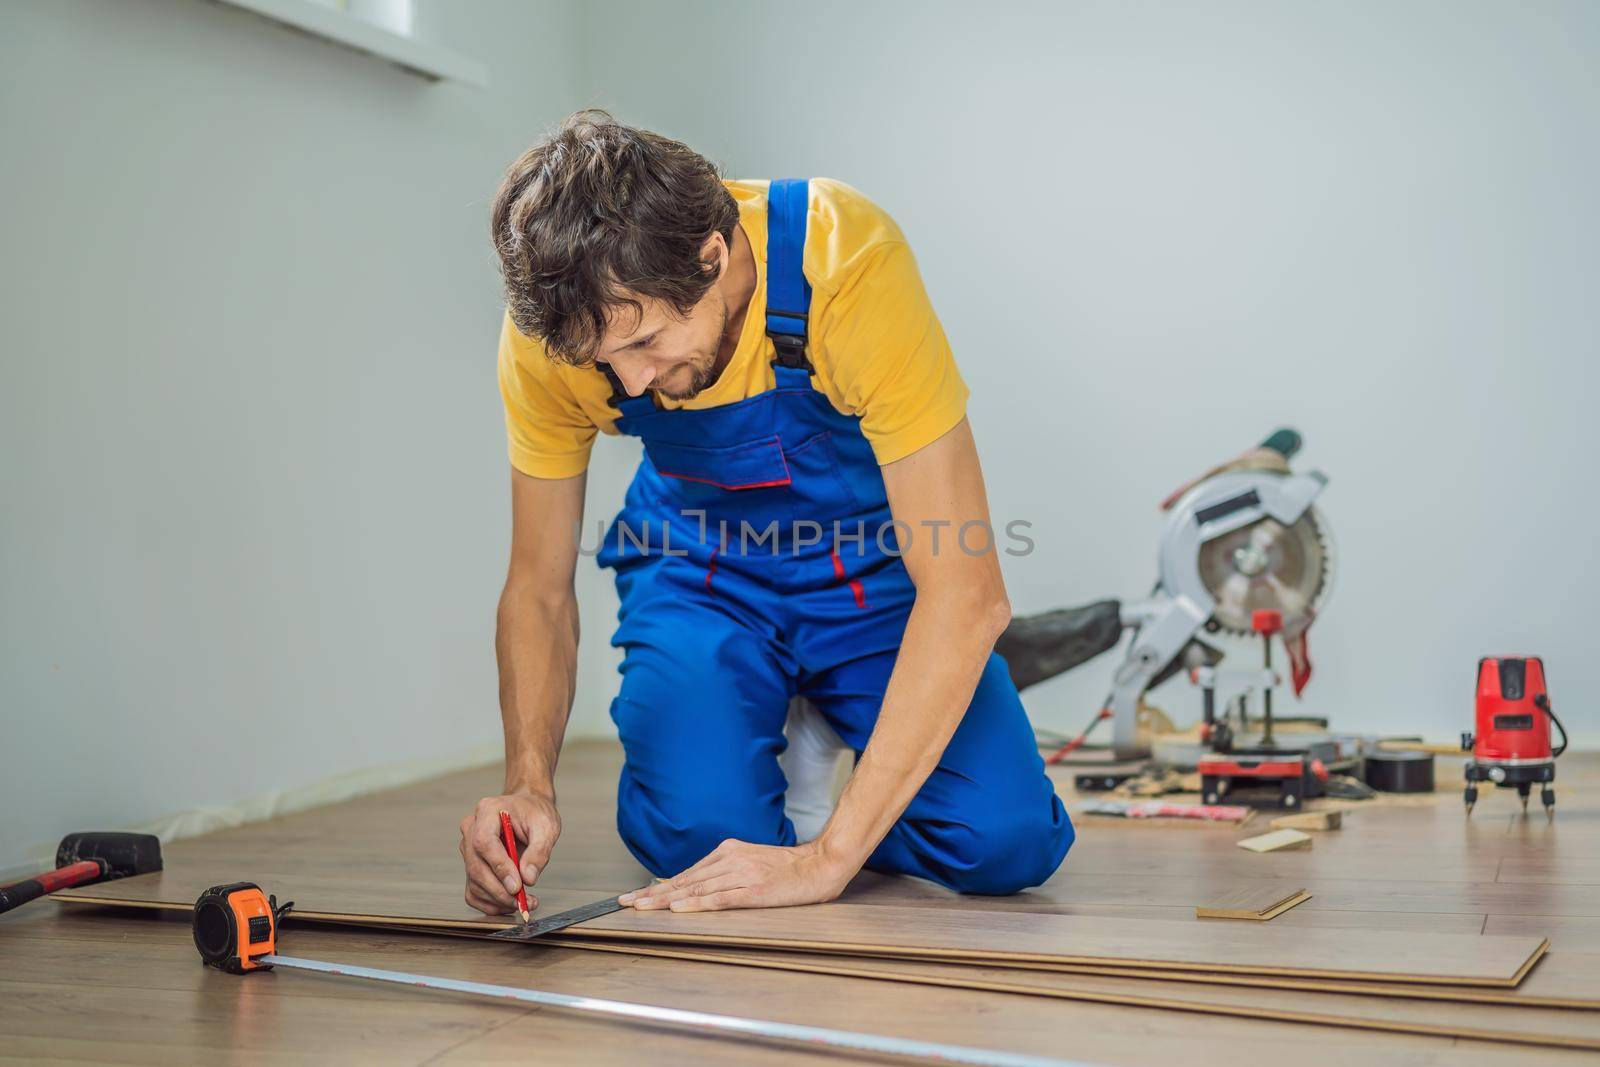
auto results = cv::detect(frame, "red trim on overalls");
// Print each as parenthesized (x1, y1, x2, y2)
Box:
(830, 550, 867, 610)
(705, 548, 720, 595)
(704, 547, 723, 598)
(657, 441, 793, 491)
(660, 471, 793, 490)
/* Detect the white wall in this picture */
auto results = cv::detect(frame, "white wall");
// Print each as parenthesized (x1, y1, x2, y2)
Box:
(5, 0, 1596, 872)
(0, 0, 590, 870)
(569, 0, 1599, 745)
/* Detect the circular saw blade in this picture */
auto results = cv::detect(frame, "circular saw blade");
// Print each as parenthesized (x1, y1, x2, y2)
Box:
(1197, 507, 1331, 636)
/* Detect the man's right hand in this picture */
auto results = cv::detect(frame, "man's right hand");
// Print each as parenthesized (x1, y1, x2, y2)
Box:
(458, 792, 562, 916)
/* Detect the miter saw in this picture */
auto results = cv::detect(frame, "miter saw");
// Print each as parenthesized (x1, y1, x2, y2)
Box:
(995, 428, 1336, 762)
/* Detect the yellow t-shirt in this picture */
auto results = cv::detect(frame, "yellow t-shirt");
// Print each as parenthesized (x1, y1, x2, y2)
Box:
(498, 178, 968, 479)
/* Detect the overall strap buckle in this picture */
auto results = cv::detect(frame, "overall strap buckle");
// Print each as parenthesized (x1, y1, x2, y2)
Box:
(769, 325, 810, 370)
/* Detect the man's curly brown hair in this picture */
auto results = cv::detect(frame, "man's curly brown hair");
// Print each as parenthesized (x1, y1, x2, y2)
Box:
(490, 110, 741, 366)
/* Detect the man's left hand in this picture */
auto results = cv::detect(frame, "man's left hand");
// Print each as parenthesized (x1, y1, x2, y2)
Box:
(618, 839, 856, 913)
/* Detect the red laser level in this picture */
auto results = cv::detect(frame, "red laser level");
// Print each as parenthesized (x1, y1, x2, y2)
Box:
(1462, 656, 1567, 818)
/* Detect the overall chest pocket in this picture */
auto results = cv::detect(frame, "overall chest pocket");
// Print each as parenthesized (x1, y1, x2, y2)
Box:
(643, 434, 797, 537)
(648, 434, 792, 492)
(641, 431, 861, 546)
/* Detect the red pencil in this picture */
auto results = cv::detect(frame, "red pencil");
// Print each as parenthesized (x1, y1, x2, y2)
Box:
(498, 810, 531, 924)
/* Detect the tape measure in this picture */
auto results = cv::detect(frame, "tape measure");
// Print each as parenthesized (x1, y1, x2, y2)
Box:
(193, 882, 287, 973)
(188, 882, 1081, 1067)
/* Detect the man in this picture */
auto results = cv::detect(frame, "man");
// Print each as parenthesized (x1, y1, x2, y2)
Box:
(459, 111, 1072, 917)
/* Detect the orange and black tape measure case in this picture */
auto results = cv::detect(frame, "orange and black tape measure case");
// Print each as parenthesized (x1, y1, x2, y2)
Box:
(193, 882, 278, 973)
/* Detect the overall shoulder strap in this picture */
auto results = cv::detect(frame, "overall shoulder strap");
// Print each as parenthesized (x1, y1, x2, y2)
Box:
(764, 178, 813, 374)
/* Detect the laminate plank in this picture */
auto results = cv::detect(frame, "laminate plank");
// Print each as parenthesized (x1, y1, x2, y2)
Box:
(521, 937, 1600, 1051)
(1196, 885, 1309, 920)
(836, 871, 1491, 932)
(1485, 914, 1600, 951)
(944, 952, 1600, 1010)
(57, 869, 614, 928)
(59, 877, 1549, 988)
(1238, 829, 1313, 852)
(1002, 870, 1600, 918)
(566, 903, 1549, 986)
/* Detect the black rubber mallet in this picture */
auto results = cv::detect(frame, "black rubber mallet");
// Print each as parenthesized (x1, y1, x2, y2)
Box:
(0, 832, 163, 916)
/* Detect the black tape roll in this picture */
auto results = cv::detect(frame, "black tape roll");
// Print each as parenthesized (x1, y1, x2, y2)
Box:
(1364, 751, 1436, 793)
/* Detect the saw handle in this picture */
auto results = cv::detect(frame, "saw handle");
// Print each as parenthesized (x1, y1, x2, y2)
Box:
(994, 600, 1125, 691)
(1259, 428, 1302, 459)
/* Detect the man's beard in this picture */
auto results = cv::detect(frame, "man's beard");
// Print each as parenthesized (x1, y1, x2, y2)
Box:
(652, 353, 720, 401)
(652, 302, 729, 401)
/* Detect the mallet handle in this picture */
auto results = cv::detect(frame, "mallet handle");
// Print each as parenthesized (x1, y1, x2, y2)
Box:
(0, 859, 104, 915)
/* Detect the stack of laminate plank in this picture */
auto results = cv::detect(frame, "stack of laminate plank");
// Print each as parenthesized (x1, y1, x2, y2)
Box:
(57, 858, 1597, 1052)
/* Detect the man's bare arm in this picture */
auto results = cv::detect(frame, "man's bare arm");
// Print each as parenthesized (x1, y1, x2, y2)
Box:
(621, 418, 1009, 911)
(459, 468, 586, 916)
(815, 417, 1010, 865)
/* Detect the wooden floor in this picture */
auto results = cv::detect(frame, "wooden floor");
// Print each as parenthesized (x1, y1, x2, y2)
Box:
(5, 742, 1599, 1065)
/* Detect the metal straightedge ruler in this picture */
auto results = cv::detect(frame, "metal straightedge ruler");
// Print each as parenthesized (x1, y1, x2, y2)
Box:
(487, 894, 623, 941)
(258, 951, 1086, 1066)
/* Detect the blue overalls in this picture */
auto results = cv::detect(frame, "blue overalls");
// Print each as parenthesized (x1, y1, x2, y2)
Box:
(595, 180, 1073, 894)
